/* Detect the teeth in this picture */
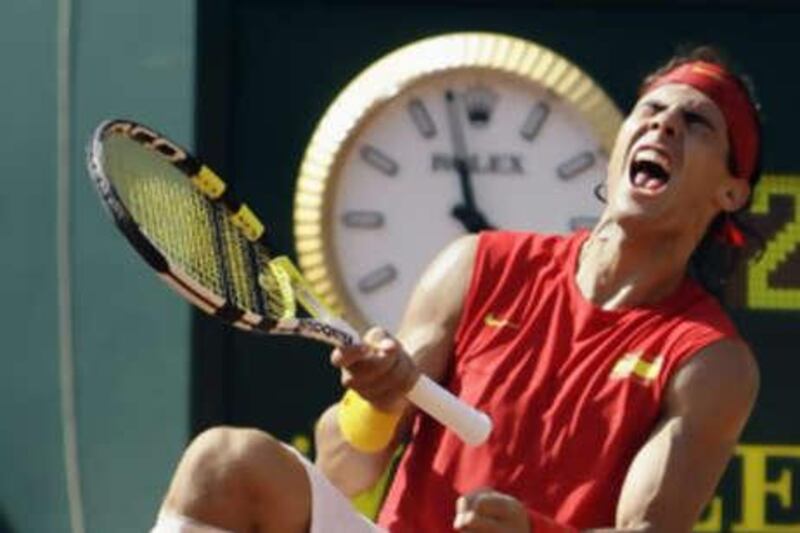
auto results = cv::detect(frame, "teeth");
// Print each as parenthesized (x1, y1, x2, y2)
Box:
(633, 149, 671, 174)
(629, 146, 672, 191)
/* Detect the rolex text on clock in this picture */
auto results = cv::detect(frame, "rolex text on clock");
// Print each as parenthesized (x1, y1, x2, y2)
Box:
(294, 32, 623, 331)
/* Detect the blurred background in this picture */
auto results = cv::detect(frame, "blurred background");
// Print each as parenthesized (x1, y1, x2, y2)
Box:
(2, 1, 799, 532)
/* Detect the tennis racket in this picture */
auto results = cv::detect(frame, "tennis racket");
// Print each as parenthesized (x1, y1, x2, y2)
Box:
(86, 118, 492, 447)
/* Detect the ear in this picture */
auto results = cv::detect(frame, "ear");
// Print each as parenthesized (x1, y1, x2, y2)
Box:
(718, 178, 751, 213)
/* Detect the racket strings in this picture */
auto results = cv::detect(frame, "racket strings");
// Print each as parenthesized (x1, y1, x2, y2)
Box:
(211, 208, 297, 321)
(106, 137, 222, 292)
(102, 134, 285, 320)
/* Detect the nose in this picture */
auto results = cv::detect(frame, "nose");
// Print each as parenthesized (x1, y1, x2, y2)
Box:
(648, 108, 680, 137)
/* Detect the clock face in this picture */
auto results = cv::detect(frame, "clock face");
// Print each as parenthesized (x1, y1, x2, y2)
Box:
(331, 70, 611, 330)
(294, 33, 622, 332)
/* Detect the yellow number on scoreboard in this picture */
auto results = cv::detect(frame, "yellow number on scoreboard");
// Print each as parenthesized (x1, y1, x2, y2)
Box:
(747, 174, 800, 310)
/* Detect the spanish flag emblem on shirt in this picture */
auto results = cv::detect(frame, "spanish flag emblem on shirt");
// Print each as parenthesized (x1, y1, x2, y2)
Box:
(610, 351, 664, 384)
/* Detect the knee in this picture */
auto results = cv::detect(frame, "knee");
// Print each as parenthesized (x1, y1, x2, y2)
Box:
(190, 425, 273, 459)
(181, 426, 286, 490)
(164, 426, 286, 507)
(161, 427, 309, 530)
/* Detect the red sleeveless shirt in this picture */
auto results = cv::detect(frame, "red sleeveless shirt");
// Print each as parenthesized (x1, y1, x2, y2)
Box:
(377, 231, 739, 532)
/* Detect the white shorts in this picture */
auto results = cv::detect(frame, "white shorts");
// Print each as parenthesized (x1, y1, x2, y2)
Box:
(287, 445, 386, 533)
(151, 444, 385, 533)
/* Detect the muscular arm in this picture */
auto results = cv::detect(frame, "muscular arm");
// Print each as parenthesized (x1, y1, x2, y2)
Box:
(454, 339, 759, 533)
(593, 339, 759, 533)
(315, 235, 478, 496)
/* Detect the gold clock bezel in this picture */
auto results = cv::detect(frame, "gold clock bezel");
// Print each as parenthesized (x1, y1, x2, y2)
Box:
(293, 32, 623, 331)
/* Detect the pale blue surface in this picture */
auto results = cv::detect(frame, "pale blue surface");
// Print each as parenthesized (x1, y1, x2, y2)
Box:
(0, 0, 194, 531)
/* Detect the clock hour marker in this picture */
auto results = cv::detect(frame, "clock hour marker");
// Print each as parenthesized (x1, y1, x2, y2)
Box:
(341, 210, 385, 229)
(557, 151, 596, 180)
(569, 216, 599, 231)
(408, 98, 437, 139)
(520, 102, 550, 141)
(360, 145, 399, 176)
(357, 265, 397, 294)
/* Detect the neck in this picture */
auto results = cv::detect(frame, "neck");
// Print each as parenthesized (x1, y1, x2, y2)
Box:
(576, 219, 696, 310)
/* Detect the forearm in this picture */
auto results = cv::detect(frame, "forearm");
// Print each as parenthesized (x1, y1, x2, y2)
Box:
(314, 402, 407, 497)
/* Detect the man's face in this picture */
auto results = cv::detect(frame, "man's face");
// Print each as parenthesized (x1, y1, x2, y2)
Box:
(604, 83, 749, 238)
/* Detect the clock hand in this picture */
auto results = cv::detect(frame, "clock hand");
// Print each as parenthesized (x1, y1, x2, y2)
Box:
(444, 90, 495, 233)
(451, 203, 495, 233)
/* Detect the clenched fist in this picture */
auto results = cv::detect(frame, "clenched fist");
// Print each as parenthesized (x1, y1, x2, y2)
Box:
(453, 488, 531, 533)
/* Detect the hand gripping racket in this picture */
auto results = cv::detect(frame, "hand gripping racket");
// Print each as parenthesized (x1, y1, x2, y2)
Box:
(86, 119, 492, 447)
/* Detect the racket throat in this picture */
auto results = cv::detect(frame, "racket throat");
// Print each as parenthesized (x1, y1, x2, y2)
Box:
(270, 317, 358, 347)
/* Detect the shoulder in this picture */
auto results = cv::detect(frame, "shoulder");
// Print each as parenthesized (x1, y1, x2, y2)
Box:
(674, 279, 741, 338)
(417, 233, 478, 291)
(397, 234, 478, 335)
(666, 339, 759, 433)
(426, 231, 536, 285)
(476, 229, 569, 253)
(394, 235, 477, 377)
(419, 230, 581, 313)
(472, 230, 580, 272)
(654, 281, 743, 384)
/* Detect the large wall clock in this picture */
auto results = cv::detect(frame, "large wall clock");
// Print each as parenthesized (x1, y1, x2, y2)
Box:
(293, 32, 623, 332)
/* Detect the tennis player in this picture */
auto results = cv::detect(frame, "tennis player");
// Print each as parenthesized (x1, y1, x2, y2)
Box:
(151, 47, 761, 532)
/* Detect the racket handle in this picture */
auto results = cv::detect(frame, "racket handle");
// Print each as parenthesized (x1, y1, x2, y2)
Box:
(406, 374, 492, 446)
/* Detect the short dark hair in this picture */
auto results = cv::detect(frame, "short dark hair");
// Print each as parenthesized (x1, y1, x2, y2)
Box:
(640, 45, 765, 300)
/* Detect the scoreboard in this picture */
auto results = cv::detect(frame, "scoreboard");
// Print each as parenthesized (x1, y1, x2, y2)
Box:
(734, 175, 800, 310)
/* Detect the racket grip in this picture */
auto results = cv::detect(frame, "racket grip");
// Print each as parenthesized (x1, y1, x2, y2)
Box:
(406, 374, 492, 446)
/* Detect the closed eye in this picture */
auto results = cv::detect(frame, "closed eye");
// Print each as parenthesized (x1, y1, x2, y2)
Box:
(639, 100, 666, 116)
(684, 111, 714, 131)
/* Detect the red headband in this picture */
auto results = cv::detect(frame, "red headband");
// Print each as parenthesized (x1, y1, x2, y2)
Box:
(643, 61, 759, 247)
(642, 61, 759, 181)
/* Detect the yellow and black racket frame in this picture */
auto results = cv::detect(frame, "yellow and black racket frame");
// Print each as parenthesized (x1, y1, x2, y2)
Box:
(87, 118, 357, 347)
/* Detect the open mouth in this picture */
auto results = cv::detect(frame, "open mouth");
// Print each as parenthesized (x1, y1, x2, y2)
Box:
(629, 148, 672, 192)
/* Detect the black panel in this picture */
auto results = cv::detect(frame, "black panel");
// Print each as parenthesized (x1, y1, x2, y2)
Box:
(194, 2, 800, 527)
(191, 0, 235, 436)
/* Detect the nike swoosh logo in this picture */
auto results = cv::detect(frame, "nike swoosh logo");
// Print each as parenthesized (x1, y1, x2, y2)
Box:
(484, 313, 519, 329)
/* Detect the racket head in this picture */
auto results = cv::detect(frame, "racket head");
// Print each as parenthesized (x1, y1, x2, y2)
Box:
(86, 119, 360, 347)
(86, 119, 284, 332)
